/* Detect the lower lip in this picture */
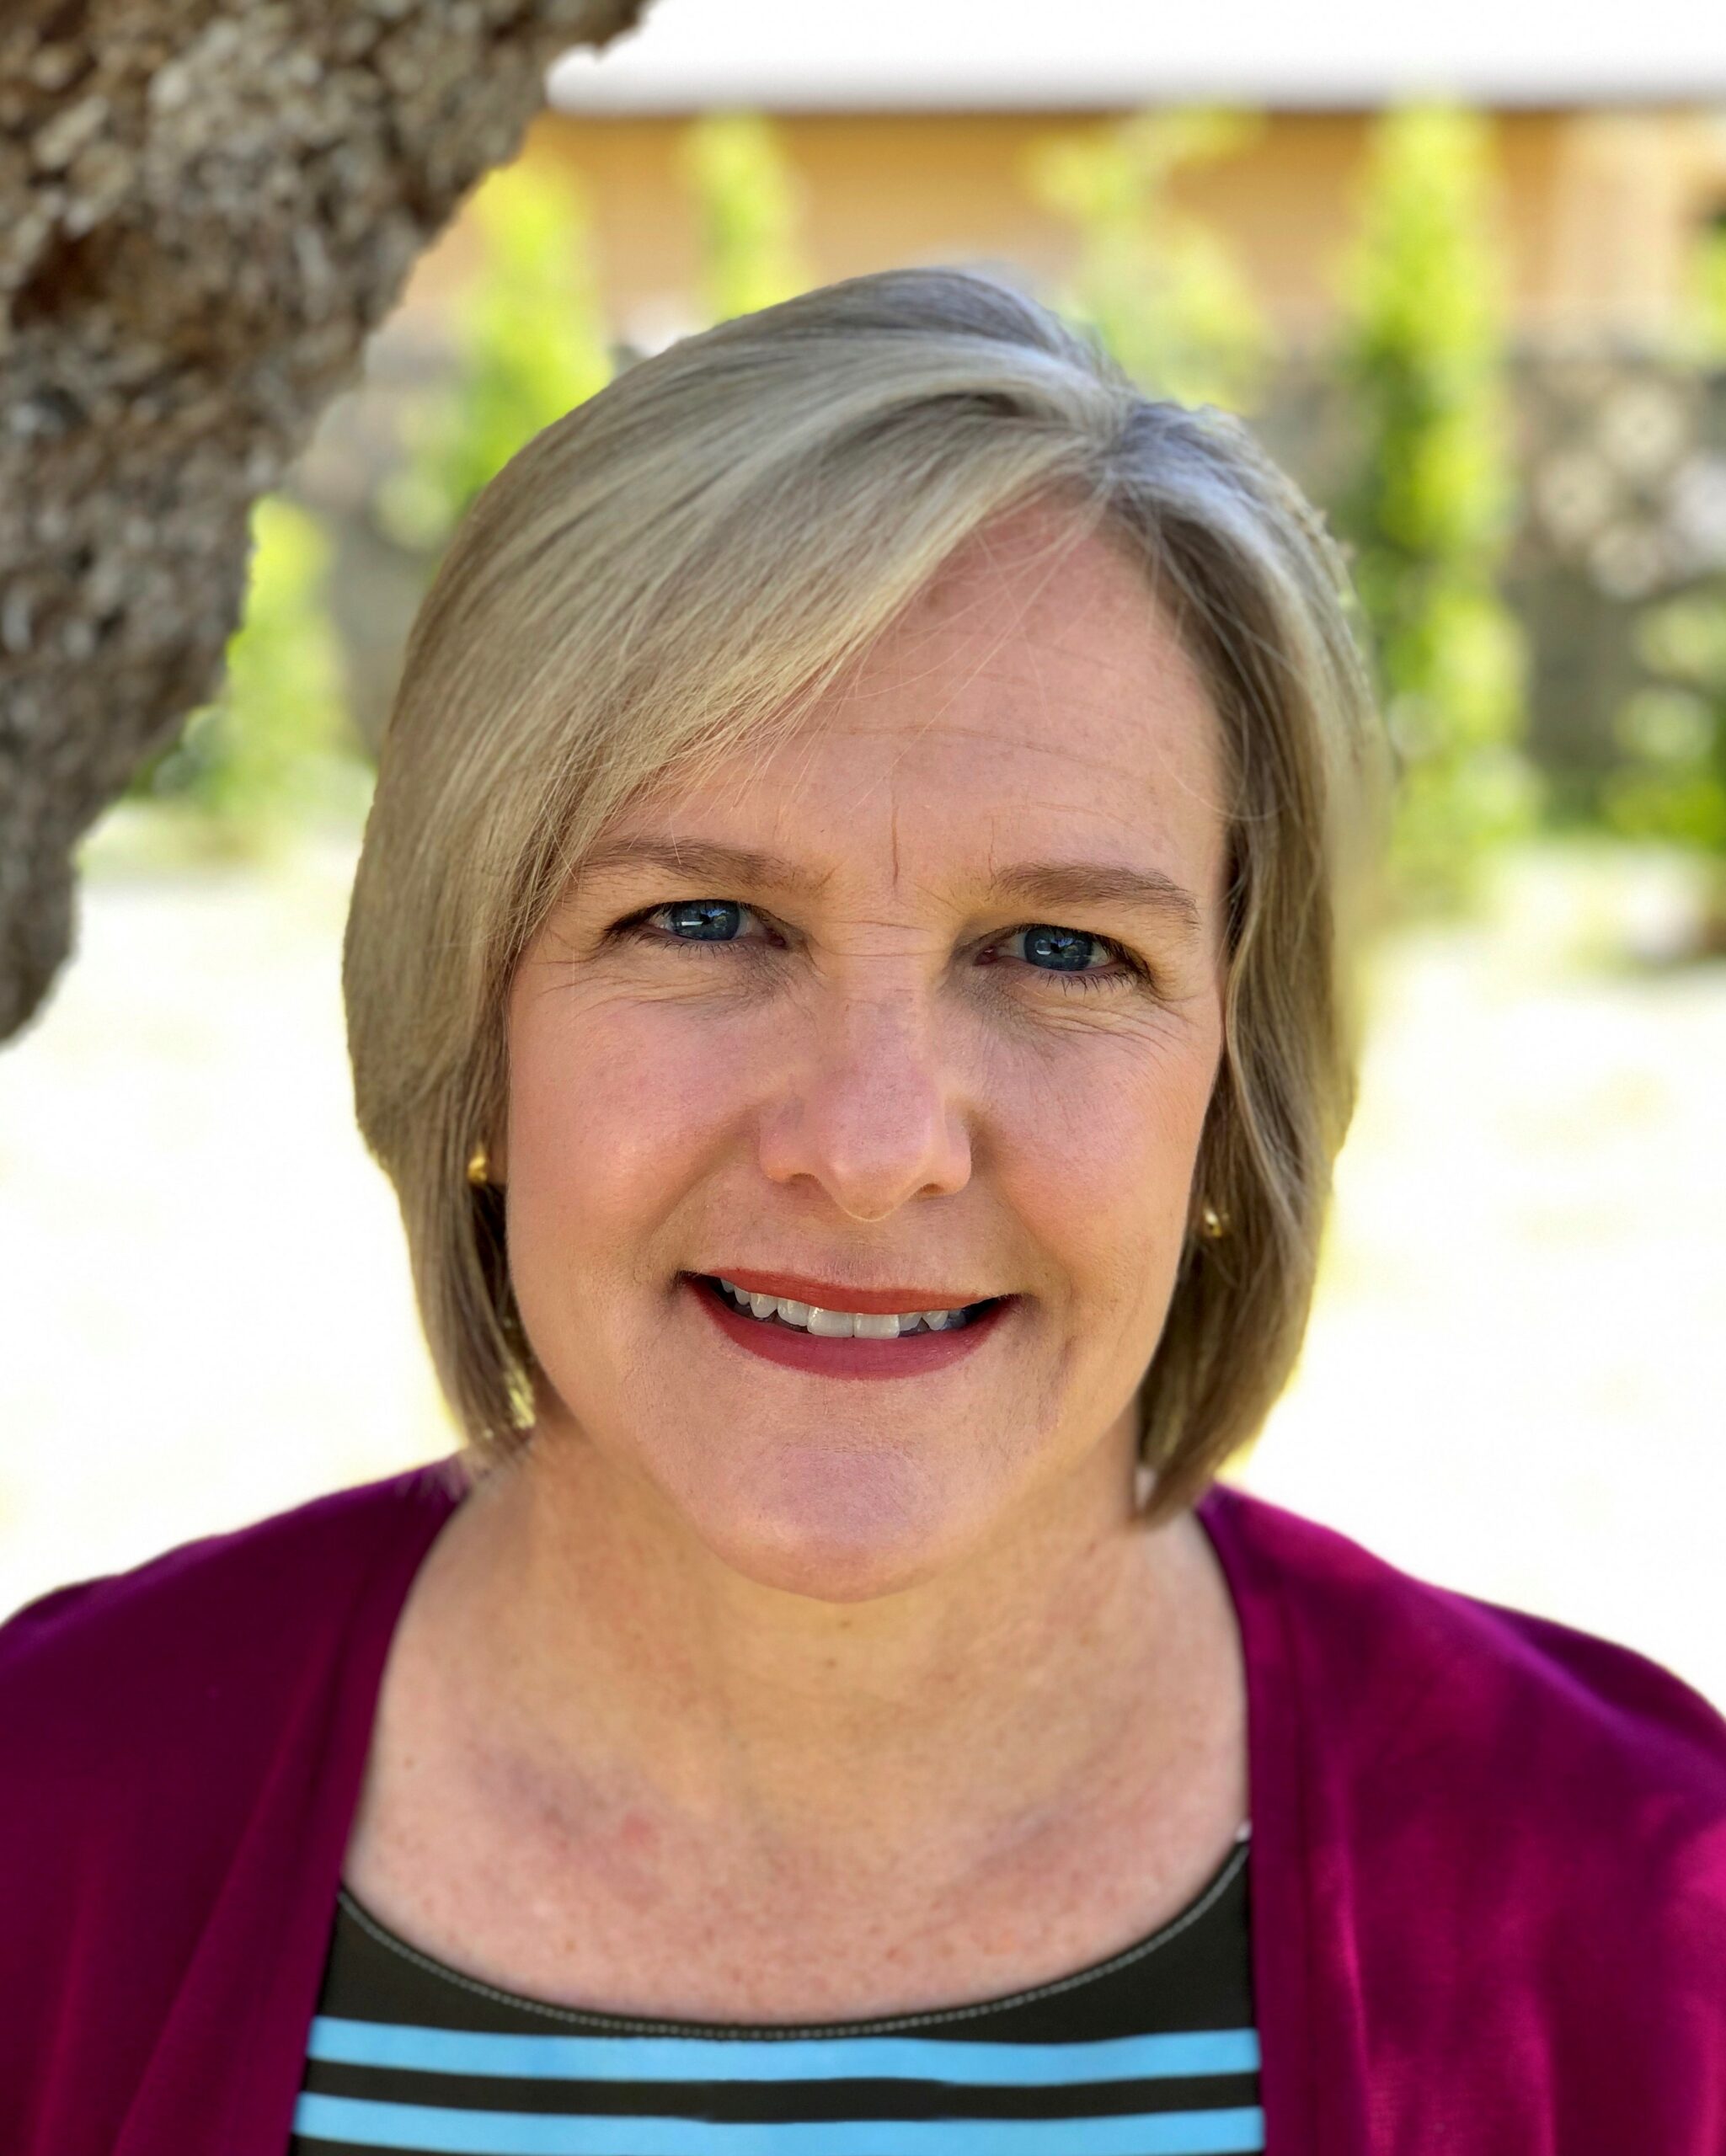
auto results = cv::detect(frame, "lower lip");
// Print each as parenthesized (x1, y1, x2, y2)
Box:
(685, 1277, 1012, 1380)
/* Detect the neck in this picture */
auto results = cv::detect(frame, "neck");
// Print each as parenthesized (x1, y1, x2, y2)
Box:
(414, 1418, 1240, 1889)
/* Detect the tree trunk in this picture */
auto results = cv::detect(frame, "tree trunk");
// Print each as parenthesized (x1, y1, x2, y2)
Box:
(0, 0, 647, 1043)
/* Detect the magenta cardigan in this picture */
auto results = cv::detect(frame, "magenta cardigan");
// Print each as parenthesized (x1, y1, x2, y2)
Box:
(3, 1462, 1723, 2155)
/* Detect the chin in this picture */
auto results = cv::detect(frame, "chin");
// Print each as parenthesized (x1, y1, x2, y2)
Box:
(686, 1455, 986, 1604)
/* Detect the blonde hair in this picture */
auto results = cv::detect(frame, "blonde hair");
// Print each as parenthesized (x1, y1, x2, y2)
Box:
(344, 265, 1392, 1524)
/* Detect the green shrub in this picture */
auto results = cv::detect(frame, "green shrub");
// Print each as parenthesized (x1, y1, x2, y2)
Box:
(1600, 212, 1726, 861)
(1602, 588, 1726, 851)
(1334, 103, 1542, 920)
(1024, 107, 1270, 413)
(375, 157, 614, 554)
(126, 495, 364, 852)
(679, 111, 812, 325)
(1687, 214, 1726, 364)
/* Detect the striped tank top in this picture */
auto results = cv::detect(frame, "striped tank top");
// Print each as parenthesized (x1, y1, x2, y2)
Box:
(291, 1822, 1258, 2155)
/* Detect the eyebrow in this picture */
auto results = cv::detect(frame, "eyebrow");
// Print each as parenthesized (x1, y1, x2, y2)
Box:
(575, 838, 833, 899)
(574, 839, 1204, 942)
(984, 859, 1204, 942)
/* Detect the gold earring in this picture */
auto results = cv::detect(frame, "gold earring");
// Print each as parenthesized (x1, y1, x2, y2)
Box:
(1199, 1201, 1231, 1240)
(466, 1145, 490, 1187)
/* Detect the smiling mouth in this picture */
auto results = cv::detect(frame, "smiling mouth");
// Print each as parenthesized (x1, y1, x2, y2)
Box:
(692, 1274, 1002, 1338)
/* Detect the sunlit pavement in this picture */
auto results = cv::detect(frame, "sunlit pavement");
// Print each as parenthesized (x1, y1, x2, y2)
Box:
(3, 825, 1722, 1708)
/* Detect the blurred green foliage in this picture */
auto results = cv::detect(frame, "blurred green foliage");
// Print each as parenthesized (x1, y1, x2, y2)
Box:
(679, 111, 811, 323)
(373, 157, 615, 554)
(1603, 590, 1726, 851)
(1687, 214, 1726, 363)
(1333, 103, 1542, 919)
(1024, 108, 1270, 412)
(1600, 214, 1726, 864)
(125, 496, 367, 852)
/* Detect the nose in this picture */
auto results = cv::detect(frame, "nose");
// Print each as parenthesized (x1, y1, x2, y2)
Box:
(756, 989, 973, 1222)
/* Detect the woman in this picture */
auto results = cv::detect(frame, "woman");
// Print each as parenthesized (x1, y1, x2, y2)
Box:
(3, 269, 1723, 2156)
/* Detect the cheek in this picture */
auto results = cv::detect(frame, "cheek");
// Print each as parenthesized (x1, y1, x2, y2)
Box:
(505, 998, 752, 1276)
(992, 1033, 1216, 1293)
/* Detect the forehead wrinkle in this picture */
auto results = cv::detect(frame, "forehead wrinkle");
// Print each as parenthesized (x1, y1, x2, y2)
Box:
(887, 766, 905, 895)
(866, 711, 1192, 801)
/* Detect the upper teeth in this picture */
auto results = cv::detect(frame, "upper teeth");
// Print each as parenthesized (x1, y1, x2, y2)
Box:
(716, 1279, 976, 1337)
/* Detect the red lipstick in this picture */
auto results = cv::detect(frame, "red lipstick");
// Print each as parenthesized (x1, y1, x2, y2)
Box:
(683, 1275, 1011, 1381)
(703, 1268, 994, 1316)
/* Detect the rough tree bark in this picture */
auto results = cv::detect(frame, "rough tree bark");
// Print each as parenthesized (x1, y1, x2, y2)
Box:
(0, 0, 647, 1044)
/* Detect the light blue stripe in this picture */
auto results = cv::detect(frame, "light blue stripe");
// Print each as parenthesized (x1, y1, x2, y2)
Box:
(307, 2018, 1258, 2087)
(291, 2094, 1266, 2154)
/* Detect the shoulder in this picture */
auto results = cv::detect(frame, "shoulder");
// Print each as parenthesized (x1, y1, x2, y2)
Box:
(1202, 1484, 1726, 2120)
(0, 1462, 462, 1805)
(1201, 1480, 1726, 1899)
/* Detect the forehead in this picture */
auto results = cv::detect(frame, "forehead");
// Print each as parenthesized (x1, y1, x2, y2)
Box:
(594, 511, 1228, 909)
(840, 508, 1217, 767)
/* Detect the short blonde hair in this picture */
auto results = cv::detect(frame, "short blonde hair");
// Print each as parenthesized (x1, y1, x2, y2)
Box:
(344, 264, 1392, 1524)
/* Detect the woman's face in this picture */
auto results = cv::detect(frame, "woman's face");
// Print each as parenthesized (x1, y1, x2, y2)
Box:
(500, 507, 1232, 1599)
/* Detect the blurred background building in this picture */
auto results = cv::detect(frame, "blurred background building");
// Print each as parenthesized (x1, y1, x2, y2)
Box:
(540, 11, 1726, 352)
(329, 2, 1726, 884)
(3, 0, 1723, 1703)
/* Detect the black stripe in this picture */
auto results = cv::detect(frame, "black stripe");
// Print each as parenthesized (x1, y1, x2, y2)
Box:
(316, 1844, 1252, 2044)
(299, 2058, 1261, 2121)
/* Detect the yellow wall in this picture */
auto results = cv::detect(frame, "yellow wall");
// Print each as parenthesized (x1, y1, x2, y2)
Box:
(403, 106, 1726, 347)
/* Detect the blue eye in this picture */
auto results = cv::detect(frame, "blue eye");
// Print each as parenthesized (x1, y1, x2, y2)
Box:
(1009, 924, 1113, 973)
(659, 899, 747, 942)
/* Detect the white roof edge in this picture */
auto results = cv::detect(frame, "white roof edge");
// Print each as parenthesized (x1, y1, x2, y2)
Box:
(548, 14, 1726, 115)
(548, 69, 1722, 115)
